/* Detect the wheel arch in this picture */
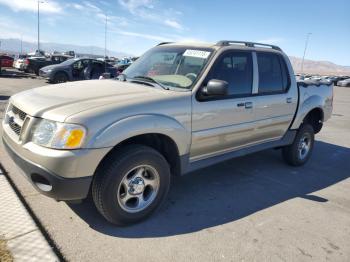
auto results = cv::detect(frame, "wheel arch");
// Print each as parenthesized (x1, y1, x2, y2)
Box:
(290, 94, 325, 133)
(96, 133, 182, 177)
(89, 114, 191, 176)
(302, 107, 324, 133)
(53, 70, 69, 82)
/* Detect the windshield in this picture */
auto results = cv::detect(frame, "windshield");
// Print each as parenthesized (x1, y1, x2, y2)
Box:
(59, 58, 79, 66)
(123, 46, 213, 89)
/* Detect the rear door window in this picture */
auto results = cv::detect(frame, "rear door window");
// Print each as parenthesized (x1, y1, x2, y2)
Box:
(257, 53, 289, 93)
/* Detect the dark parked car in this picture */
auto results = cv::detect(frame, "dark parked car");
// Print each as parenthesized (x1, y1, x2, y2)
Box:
(24, 55, 72, 75)
(0, 55, 14, 68)
(63, 51, 75, 57)
(337, 78, 350, 87)
(39, 58, 117, 83)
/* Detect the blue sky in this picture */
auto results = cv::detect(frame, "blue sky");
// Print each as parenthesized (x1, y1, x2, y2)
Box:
(0, 0, 349, 65)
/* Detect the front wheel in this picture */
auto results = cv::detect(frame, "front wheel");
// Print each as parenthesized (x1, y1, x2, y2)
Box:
(282, 124, 315, 166)
(53, 72, 68, 84)
(92, 145, 171, 225)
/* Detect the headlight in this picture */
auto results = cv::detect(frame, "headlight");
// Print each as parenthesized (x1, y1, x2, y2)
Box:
(46, 69, 52, 72)
(32, 119, 86, 149)
(4, 100, 11, 114)
(2, 101, 11, 125)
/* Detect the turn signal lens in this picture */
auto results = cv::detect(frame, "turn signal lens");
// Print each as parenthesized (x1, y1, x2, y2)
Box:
(65, 129, 85, 148)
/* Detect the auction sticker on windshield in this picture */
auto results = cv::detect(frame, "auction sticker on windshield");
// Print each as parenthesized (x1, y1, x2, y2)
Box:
(183, 49, 211, 59)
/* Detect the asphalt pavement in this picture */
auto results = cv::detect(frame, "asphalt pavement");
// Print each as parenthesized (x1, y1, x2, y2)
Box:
(0, 77, 349, 262)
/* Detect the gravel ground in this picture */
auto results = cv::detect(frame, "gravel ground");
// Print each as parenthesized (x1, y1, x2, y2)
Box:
(0, 238, 13, 262)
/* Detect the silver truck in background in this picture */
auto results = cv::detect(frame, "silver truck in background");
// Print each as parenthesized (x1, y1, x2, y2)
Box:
(2, 41, 333, 225)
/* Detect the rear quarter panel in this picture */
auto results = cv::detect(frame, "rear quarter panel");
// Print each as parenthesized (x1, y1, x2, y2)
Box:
(290, 83, 333, 130)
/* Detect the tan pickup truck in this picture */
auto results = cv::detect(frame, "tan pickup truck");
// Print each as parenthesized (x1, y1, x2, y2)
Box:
(2, 41, 333, 225)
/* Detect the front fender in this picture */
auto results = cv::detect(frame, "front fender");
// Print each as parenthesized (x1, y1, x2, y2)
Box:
(88, 114, 191, 156)
(291, 94, 324, 130)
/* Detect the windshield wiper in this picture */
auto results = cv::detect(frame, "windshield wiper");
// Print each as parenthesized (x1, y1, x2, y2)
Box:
(132, 75, 169, 90)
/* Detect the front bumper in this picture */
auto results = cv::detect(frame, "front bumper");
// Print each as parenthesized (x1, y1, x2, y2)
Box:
(39, 70, 51, 79)
(3, 136, 93, 200)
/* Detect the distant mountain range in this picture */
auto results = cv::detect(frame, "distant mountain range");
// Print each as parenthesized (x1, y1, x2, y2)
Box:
(0, 38, 132, 58)
(1, 38, 349, 75)
(289, 56, 350, 76)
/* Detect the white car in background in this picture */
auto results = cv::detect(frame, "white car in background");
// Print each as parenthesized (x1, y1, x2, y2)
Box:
(13, 55, 29, 71)
(311, 76, 322, 81)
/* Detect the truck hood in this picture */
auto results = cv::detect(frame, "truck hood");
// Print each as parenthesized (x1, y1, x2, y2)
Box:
(10, 80, 177, 122)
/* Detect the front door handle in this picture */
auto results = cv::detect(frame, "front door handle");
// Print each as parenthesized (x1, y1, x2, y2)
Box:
(286, 97, 292, 103)
(245, 102, 253, 109)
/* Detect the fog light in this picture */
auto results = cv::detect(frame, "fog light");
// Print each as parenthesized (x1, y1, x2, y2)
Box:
(31, 173, 52, 192)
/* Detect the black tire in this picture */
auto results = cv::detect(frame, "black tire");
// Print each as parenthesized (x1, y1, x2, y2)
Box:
(282, 124, 314, 166)
(26, 67, 34, 74)
(53, 72, 68, 84)
(92, 145, 171, 226)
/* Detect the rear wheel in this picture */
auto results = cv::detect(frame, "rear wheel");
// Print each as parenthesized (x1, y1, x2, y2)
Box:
(92, 145, 171, 225)
(26, 67, 34, 74)
(282, 124, 314, 166)
(53, 72, 68, 84)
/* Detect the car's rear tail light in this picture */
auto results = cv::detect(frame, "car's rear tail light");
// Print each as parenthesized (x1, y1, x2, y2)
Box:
(25, 59, 29, 65)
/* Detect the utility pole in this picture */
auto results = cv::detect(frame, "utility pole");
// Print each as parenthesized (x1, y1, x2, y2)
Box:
(37, 0, 40, 53)
(37, 1, 46, 54)
(301, 32, 312, 76)
(20, 35, 23, 54)
(104, 14, 108, 72)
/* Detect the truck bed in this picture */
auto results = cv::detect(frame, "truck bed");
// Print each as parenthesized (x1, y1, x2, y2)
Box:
(291, 79, 333, 130)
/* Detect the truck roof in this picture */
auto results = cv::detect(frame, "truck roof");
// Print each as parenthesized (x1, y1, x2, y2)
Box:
(158, 40, 284, 53)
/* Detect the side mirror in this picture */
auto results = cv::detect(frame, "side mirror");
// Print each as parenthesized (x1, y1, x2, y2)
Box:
(202, 79, 228, 96)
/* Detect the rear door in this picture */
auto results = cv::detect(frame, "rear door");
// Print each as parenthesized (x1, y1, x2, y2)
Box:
(251, 52, 297, 143)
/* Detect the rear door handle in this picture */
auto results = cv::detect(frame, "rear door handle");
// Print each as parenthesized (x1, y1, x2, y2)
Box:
(237, 102, 245, 107)
(286, 97, 292, 103)
(245, 102, 253, 109)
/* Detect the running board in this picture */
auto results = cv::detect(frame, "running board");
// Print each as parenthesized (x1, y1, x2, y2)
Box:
(181, 130, 296, 175)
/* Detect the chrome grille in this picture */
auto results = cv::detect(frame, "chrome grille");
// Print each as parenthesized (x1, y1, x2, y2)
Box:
(8, 118, 21, 135)
(6, 104, 28, 137)
(11, 105, 27, 120)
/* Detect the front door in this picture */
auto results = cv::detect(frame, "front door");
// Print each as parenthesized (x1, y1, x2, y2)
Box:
(191, 51, 258, 161)
(72, 59, 90, 80)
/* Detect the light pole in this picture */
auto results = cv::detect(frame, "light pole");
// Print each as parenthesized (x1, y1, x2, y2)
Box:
(104, 14, 108, 72)
(301, 32, 312, 76)
(20, 34, 23, 54)
(37, 1, 45, 54)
